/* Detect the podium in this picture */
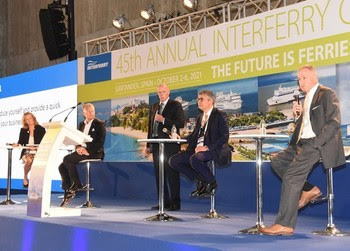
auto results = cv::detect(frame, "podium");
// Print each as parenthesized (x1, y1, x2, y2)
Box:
(27, 121, 92, 218)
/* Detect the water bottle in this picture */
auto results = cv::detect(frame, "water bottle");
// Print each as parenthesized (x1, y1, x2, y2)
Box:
(259, 119, 266, 135)
(171, 125, 177, 139)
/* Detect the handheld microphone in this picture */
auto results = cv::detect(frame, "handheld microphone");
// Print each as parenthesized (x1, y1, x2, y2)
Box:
(63, 102, 82, 122)
(293, 94, 300, 104)
(162, 128, 171, 138)
(162, 128, 181, 139)
(293, 95, 300, 116)
(154, 104, 161, 123)
(49, 102, 81, 122)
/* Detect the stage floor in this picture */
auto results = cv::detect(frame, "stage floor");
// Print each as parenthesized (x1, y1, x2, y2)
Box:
(1, 193, 350, 251)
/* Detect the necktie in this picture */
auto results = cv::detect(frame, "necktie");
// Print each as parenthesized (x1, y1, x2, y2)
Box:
(152, 103, 164, 137)
(201, 114, 208, 128)
(159, 102, 164, 115)
(197, 114, 208, 147)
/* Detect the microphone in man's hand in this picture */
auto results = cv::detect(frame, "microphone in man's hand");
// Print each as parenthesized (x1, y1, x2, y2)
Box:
(64, 102, 82, 122)
(293, 94, 300, 104)
(293, 95, 300, 116)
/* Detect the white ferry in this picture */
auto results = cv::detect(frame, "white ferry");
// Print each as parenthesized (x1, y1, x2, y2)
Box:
(267, 85, 303, 106)
(174, 96, 189, 110)
(215, 91, 242, 110)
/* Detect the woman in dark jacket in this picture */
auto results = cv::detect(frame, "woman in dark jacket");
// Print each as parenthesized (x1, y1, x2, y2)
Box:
(16, 112, 46, 187)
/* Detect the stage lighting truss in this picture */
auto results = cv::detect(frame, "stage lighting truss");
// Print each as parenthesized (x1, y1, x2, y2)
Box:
(85, 0, 306, 56)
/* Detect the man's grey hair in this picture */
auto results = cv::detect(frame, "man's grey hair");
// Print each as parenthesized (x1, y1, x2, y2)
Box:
(83, 103, 95, 111)
(198, 90, 216, 104)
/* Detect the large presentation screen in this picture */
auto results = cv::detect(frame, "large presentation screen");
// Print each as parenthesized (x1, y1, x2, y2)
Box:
(0, 61, 78, 190)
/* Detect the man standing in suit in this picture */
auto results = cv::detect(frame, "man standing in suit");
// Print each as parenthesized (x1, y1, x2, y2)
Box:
(259, 65, 345, 236)
(59, 103, 106, 207)
(146, 83, 185, 211)
(169, 90, 231, 198)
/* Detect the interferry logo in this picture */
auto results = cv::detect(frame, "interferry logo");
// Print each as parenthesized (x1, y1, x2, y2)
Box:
(85, 53, 111, 84)
(87, 60, 109, 70)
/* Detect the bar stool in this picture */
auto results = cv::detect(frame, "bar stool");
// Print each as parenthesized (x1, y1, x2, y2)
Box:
(78, 159, 101, 208)
(200, 161, 228, 219)
(311, 167, 350, 236)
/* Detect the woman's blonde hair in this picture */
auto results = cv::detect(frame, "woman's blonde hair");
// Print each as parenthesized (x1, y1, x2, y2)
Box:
(21, 112, 39, 129)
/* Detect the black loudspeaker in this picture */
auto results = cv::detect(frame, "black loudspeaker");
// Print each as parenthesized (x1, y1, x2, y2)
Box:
(39, 8, 69, 60)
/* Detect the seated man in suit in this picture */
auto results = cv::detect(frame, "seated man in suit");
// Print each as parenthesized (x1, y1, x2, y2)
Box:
(259, 65, 345, 236)
(59, 103, 106, 207)
(169, 90, 231, 197)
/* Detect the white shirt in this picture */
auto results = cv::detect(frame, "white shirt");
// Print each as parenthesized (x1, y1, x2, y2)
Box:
(28, 135, 34, 145)
(301, 83, 319, 139)
(197, 107, 213, 147)
(82, 119, 93, 147)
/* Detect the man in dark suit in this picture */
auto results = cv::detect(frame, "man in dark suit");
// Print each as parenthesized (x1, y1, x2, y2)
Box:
(169, 90, 231, 198)
(59, 103, 106, 207)
(259, 65, 345, 236)
(146, 83, 185, 211)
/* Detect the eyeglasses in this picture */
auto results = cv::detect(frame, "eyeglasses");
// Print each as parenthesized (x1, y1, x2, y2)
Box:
(197, 97, 211, 102)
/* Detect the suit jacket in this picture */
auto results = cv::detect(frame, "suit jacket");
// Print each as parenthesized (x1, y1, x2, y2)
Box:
(78, 118, 106, 159)
(147, 99, 185, 152)
(290, 84, 345, 169)
(18, 125, 46, 158)
(186, 108, 231, 167)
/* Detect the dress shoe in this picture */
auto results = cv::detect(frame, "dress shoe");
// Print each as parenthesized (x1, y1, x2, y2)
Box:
(190, 181, 207, 197)
(23, 181, 29, 188)
(258, 224, 294, 236)
(298, 186, 322, 209)
(68, 183, 84, 193)
(151, 203, 171, 210)
(60, 190, 76, 207)
(198, 181, 217, 197)
(167, 203, 181, 211)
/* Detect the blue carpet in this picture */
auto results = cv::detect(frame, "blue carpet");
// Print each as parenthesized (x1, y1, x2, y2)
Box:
(1, 194, 350, 251)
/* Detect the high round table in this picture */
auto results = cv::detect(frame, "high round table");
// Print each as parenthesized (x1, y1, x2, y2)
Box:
(0, 145, 37, 205)
(230, 134, 289, 234)
(137, 138, 186, 221)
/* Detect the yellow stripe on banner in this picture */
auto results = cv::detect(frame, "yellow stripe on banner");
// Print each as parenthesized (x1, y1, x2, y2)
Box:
(78, 32, 350, 102)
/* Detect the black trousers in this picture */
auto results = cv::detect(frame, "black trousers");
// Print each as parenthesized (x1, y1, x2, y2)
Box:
(169, 150, 215, 183)
(58, 152, 97, 191)
(152, 143, 181, 205)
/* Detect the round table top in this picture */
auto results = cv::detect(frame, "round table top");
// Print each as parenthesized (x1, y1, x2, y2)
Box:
(0, 144, 39, 150)
(137, 138, 187, 143)
(230, 134, 290, 140)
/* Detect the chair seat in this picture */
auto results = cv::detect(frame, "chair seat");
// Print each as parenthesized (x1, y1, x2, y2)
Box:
(79, 159, 101, 163)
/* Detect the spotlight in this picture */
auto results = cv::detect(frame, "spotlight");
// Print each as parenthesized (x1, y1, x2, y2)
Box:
(112, 14, 127, 29)
(182, 0, 198, 11)
(140, 4, 155, 21)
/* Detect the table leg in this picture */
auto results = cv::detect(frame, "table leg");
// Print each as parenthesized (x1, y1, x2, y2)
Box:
(239, 138, 264, 234)
(1, 148, 20, 205)
(145, 142, 181, 221)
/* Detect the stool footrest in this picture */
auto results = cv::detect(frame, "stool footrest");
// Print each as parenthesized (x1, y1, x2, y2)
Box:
(311, 196, 328, 204)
